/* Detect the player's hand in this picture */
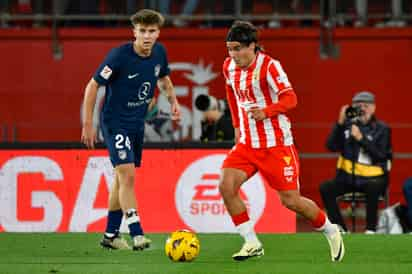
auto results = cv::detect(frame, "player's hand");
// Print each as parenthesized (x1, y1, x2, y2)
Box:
(170, 100, 181, 121)
(350, 124, 363, 141)
(248, 106, 266, 121)
(81, 123, 97, 149)
(338, 104, 349, 125)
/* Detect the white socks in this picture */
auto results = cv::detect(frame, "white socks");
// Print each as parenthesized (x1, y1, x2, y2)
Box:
(126, 208, 140, 225)
(237, 220, 260, 243)
(318, 218, 337, 236)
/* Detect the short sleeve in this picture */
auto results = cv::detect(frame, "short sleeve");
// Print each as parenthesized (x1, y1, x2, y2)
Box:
(158, 44, 170, 78)
(93, 48, 120, 85)
(222, 57, 232, 86)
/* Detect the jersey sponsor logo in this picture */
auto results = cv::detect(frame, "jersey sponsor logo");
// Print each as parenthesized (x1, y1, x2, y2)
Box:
(283, 166, 294, 182)
(175, 154, 266, 232)
(154, 64, 161, 77)
(128, 73, 139, 79)
(236, 88, 257, 111)
(138, 82, 151, 100)
(127, 82, 152, 108)
(100, 65, 113, 80)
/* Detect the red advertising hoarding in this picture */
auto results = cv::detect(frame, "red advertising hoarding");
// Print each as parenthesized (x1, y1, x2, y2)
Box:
(0, 149, 295, 233)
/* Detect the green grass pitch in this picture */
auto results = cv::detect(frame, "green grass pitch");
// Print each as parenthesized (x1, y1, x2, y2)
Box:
(0, 233, 411, 274)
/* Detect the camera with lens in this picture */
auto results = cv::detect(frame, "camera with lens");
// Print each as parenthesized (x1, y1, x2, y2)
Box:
(196, 94, 234, 142)
(345, 105, 364, 122)
(195, 94, 226, 112)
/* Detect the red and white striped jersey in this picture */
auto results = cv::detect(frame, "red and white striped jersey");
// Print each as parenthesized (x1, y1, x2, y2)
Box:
(222, 51, 295, 149)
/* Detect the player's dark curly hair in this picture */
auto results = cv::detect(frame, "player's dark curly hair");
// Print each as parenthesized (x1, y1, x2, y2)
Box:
(130, 9, 165, 27)
(226, 21, 262, 52)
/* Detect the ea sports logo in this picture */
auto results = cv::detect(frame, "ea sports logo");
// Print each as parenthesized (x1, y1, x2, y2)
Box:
(175, 154, 266, 232)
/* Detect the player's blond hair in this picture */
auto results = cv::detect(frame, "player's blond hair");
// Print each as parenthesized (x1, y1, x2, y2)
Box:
(130, 9, 165, 27)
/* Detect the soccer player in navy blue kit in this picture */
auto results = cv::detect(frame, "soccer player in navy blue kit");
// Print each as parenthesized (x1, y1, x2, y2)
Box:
(81, 9, 180, 250)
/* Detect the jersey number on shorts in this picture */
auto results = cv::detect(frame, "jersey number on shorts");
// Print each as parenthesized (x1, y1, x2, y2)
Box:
(115, 134, 131, 150)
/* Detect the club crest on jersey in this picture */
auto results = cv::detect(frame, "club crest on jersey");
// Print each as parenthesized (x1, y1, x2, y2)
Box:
(253, 70, 260, 81)
(154, 64, 161, 77)
(118, 150, 127, 160)
(283, 156, 291, 165)
(100, 65, 113, 80)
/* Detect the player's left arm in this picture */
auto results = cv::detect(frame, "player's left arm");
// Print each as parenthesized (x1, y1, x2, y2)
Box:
(157, 75, 181, 120)
(248, 60, 297, 121)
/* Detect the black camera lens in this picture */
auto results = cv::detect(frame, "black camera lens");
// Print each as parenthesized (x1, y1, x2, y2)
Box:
(345, 105, 364, 120)
(195, 94, 211, 111)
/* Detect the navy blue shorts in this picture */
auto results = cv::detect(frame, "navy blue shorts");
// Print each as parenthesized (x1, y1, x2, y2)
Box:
(101, 124, 144, 167)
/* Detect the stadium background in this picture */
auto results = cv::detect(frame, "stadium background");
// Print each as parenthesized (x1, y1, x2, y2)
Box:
(1, 0, 412, 234)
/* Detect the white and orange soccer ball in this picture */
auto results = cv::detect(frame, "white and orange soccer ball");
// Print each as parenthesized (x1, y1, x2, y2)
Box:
(165, 230, 200, 262)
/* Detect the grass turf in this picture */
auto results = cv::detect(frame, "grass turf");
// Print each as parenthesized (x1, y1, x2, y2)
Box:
(0, 233, 411, 274)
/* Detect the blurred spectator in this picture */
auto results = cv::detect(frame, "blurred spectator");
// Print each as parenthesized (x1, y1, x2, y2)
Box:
(158, 0, 199, 27)
(319, 91, 392, 233)
(404, 178, 412, 227)
(203, 0, 253, 27)
(268, 0, 281, 28)
(377, 0, 410, 27)
(0, 0, 9, 11)
(379, 178, 412, 234)
(322, 0, 368, 27)
(32, 0, 47, 27)
(0, 0, 10, 27)
(126, 0, 137, 14)
(398, 178, 412, 232)
(289, 0, 313, 27)
(53, 0, 70, 15)
(65, 0, 100, 26)
(195, 95, 234, 142)
(17, 0, 31, 13)
(353, 0, 368, 27)
(144, 96, 174, 142)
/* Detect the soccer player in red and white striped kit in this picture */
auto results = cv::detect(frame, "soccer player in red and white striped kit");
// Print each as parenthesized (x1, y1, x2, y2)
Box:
(220, 21, 344, 262)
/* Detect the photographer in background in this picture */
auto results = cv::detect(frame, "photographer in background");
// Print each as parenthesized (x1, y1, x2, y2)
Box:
(196, 94, 234, 142)
(320, 91, 392, 233)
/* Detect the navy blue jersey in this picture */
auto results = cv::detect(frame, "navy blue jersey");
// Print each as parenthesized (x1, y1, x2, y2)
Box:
(93, 42, 170, 133)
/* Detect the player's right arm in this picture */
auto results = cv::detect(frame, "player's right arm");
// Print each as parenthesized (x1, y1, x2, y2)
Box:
(81, 78, 99, 149)
(82, 47, 119, 148)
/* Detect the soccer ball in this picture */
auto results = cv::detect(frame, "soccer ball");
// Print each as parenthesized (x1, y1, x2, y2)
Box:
(165, 230, 200, 262)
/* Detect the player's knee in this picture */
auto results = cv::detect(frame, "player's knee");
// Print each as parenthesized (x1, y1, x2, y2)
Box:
(116, 168, 135, 187)
(119, 174, 135, 188)
(218, 181, 230, 196)
(218, 180, 236, 198)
